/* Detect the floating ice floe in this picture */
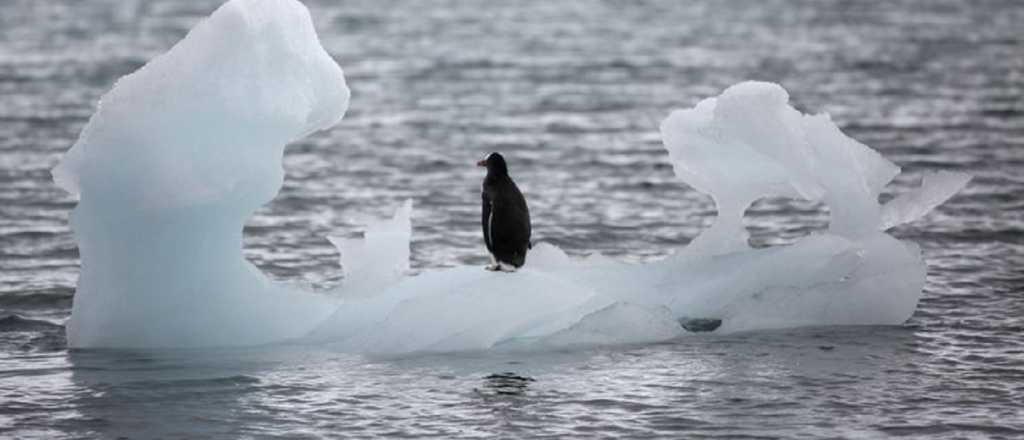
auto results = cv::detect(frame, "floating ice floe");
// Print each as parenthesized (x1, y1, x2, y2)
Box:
(54, 0, 970, 352)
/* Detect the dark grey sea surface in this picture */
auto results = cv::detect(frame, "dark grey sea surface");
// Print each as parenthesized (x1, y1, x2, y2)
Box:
(1, 0, 1022, 438)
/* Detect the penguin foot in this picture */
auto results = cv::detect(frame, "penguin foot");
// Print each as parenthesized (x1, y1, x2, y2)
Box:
(496, 262, 518, 272)
(484, 262, 518, 272)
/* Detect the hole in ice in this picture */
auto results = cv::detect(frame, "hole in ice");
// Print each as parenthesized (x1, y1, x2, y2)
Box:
(743, 197, 830, 248)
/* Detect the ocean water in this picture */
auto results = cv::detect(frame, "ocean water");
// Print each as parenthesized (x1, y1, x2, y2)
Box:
(1, 0, 1022, 438)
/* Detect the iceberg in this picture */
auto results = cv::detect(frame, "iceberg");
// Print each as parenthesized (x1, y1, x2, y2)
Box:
(54, 0, 970, 352)
(53, 0, 349, 348)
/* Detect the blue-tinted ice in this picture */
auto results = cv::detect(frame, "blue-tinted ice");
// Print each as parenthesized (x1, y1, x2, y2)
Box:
(53, 0, 970, 352)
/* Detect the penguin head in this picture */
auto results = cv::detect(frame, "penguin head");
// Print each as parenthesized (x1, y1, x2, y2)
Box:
(476, 152, 508, 175)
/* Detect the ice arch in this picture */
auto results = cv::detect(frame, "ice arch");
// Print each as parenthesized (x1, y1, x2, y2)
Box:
(54, 0, 970, 351)
(53, 0, 349, 347)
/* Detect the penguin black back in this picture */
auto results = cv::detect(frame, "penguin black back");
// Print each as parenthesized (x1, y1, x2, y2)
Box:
(477, 152, 531, 270)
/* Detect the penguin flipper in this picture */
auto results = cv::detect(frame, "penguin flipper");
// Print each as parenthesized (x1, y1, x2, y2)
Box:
(481, 192, 493, 252)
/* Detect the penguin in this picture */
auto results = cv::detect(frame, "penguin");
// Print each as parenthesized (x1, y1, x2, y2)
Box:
(477, 152, 531, 272)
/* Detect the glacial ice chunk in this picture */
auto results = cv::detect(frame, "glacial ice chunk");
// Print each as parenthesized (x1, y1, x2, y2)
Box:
(305, 82, 967, 353)
(54, 0, 970, 353)
(660, 81, 905, 254)
(881, 171, 972, 229)
(53, 0, 349, 348)
(328, 200, 413, 297)
(532, 302, 687, 348)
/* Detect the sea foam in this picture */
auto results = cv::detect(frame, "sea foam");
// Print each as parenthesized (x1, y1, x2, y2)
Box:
(54, 0, 969, 352)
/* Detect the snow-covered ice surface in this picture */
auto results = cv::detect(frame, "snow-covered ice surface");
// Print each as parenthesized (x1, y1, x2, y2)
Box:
(52, 0, 969, 352)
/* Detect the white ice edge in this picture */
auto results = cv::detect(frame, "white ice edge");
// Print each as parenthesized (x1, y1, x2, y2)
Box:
(53, 0, 970, 352)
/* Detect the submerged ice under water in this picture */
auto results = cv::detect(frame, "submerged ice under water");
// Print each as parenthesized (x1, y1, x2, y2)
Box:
(51, 0, 970, 353)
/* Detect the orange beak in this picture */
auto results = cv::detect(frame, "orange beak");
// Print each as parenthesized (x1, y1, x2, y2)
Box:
(476, 159, 487, 167)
